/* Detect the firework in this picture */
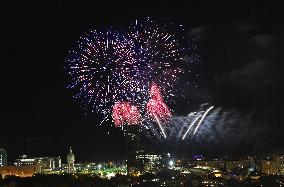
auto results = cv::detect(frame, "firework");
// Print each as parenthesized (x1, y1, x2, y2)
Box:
(65, 18, 197, 129)
(127, 18, 191, 103)
(112, 102, 141, 127)
(146, 83, 171, 122)
(65, 29, 144, 120)
(145, 83, 171, 138)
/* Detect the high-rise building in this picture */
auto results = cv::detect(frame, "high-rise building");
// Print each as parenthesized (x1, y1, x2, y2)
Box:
(125, 125, 145, 174)
(0, 148, 8, 166)
(67, 147, 75, 173)
(135, 153, 162, 173)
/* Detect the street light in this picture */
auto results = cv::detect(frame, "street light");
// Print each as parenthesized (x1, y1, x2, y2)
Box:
(169, 160, 174, 167)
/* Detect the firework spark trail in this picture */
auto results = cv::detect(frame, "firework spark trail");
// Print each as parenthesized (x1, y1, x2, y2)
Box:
(193, 106, 214, 135)
(143, 119, 163, 141)
(182, 114, 202, 140)
(174, 116, 192, 139)
(154, 114, 167, 138)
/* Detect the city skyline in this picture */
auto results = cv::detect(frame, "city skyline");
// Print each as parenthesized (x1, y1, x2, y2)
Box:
(1, 145, 284, 185)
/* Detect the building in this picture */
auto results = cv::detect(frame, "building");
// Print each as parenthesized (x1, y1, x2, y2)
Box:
(201, 178, 225, 187)
(14, 155, 61, 172)
(275, 156, 284, 175)
(0, 148, 8, 166)
(261, 156, 284, 175)
(125, 126, 144, 174)
(248, 156, 256, 168)
(67, 147, 75, 173)
(191, 160, 224, 171)
(223, 156, 257, 174)
(0, 165, 40, 178)
(135, 153, 162, 173)
(14, 155, 36, 166)
(225, 160, 249, 172)
(35, 156, 61, 172)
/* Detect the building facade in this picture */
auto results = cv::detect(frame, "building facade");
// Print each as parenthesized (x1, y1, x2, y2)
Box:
(0, 148, 8, 166)
(14, 155, 61, 172)
(191, 160, 224, 170)
(261, 156, 284, 175)
(135, 153, 162, 173)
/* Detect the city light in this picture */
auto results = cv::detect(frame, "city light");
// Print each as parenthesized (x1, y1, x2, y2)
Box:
(169, 160, 174, 167)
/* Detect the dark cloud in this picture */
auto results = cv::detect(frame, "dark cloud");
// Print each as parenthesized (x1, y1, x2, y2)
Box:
(229, 61, 270, 90)
(188, 26, 208, 40)
(234, 23, 256, 32)
(252, 34, 275, 47)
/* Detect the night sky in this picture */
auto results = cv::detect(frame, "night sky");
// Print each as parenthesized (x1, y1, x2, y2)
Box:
(1, 1, 284, 162)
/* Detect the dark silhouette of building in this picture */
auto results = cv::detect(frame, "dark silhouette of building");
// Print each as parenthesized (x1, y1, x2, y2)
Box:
(125, 125, 144, 174)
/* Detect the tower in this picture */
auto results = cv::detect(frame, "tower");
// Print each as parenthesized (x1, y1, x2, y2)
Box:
(67, 147, 75, 173)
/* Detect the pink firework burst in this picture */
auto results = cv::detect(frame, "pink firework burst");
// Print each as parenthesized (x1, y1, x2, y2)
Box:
(147, 83, 172, 122)
(112, 102, 141, 127)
